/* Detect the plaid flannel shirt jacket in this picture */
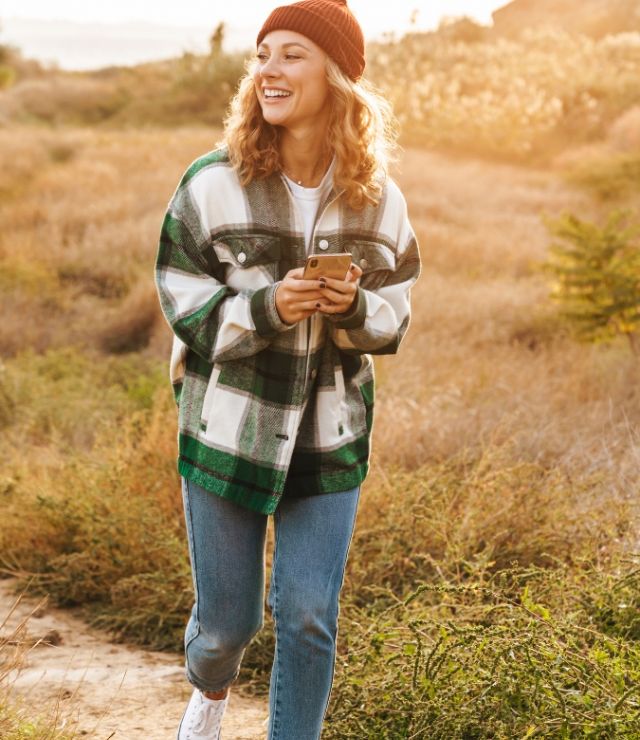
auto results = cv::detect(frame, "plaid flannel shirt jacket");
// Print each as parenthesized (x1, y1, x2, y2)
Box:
(154, 148, 421, 514)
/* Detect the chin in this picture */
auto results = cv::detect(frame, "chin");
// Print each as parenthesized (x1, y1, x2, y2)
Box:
(262, 112, 293, 128)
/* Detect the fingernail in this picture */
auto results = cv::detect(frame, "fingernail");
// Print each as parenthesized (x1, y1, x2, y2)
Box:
(315, 303, 321, 308)
(349, 265, 356, 271)
(319, 281, 326, 289)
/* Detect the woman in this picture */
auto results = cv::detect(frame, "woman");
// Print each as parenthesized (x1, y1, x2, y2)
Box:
(154, 1, 421, 738)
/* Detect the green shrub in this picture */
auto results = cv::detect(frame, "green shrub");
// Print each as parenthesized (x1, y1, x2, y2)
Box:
(542, 211, 640, 354)
(577, 561, 640, 641)
(326, 566, 640, 739)
(344, 458, 629, 605)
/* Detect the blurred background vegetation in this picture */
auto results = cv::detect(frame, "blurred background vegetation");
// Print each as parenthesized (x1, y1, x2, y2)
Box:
(2, 16, 640, 163)
(1, 2, 640, 737)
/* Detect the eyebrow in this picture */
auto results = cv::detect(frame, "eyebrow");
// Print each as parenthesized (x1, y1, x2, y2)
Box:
(258, 42, 311, 51)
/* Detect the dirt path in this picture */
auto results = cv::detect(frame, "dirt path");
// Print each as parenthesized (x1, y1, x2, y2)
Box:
(1, 579, 268, 739)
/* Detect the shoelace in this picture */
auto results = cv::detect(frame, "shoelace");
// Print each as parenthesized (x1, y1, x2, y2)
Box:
(191, 694, 227, 735)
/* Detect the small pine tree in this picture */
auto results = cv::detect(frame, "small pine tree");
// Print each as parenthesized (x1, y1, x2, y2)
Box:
(542, 211, 640, 355)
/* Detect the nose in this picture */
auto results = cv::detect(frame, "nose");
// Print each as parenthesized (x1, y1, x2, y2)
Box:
(260, 55, 280, 79)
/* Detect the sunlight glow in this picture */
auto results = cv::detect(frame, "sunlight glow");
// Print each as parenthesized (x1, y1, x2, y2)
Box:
(3, 1, 506, 39)
(1, 1, 508, 70)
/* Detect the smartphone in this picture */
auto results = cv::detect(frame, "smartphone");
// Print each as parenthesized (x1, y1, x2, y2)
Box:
(302, 252, 352, 281)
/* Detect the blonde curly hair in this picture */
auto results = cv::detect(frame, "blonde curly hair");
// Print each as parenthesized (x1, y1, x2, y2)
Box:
(220, 55, 398, 210)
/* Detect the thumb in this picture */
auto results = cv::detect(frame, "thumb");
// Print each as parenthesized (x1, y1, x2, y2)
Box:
(346, 263, 363, 282)
(285, 267, 305, 279)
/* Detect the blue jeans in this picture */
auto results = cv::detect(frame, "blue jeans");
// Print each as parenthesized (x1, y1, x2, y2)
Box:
(180, 476, 361, 740)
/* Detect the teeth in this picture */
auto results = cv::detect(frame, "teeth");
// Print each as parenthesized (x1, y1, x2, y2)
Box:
(264, 90, 291, 98)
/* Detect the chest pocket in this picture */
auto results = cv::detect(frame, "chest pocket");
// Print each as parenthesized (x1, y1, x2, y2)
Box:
(345, 239, 395, 290)
(210, 234, 282, 290)
(213, 234, 281, 269)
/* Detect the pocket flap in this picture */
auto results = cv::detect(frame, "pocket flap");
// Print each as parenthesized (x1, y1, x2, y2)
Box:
(214, 234, 281, 267)
(346, 240, 395, 274)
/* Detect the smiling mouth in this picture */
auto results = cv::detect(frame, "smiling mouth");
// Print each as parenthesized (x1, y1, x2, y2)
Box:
(263, 89, 292, 101)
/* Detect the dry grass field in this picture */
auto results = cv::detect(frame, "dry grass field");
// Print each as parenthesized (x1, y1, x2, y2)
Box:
(1, 120, 639, 736)
(1, 124, 636, 483)
(0, 13, 640, 740)
(2, 13, 640, 729)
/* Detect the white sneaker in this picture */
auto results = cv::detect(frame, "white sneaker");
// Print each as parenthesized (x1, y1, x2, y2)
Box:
(177, 688, 230, 740)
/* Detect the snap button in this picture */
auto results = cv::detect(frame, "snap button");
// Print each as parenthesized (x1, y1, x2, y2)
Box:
(237, 251, 247, 264)
(359, 258, 368, 269)
(318, 239, 329, 251)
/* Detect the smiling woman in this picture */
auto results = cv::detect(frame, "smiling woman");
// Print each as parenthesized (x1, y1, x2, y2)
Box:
(154, 1, 421, 738)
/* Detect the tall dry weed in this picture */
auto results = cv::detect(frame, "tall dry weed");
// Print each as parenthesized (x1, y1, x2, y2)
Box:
(0, 592, 76, 739)
(1, 127, 639, 728)
(351, 454, 633, 601)
(0, 127, 218, 357)
(0, 385, 189, 648)
(377, 149, 640, 493)
(96, 281, 161, 353)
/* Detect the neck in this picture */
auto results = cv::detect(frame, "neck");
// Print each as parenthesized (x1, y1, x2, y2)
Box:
(279, 126, 332, 188)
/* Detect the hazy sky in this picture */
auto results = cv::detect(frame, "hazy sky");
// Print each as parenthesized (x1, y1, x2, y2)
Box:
(3, 1, 507, 38)
(2, 1, 509, 69)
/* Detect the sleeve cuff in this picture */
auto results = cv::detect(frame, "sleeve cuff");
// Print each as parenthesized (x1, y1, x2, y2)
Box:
(251, 282, 296, 338)
(325, 287, 367, 329)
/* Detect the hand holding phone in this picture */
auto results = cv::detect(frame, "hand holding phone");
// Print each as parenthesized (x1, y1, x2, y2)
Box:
(302, 253, 352, 281)
(275, 253, 361, 325)
(312, 256, 363, 318)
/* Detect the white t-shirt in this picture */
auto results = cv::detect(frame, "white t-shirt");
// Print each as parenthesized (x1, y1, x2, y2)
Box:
(283, 157, 336, 253)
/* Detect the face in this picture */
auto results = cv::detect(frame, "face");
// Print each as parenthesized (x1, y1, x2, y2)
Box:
(253, 30, 331, 132)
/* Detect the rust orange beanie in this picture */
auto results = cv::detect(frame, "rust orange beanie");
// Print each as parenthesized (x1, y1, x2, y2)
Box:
(256, 0, 365, 81)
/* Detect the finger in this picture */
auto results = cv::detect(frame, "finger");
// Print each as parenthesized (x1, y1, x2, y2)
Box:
(346, 263, 363, 282)
(285, 289, 327, 303)
(317, 275, 358, 293)
(294, 298, 333, 312)
(286, 278, 325, 292)
(316, 301, 350, 315)
(298, 308, 318, 318)
(289, 309, 319, 323)
(318, 286, 354, 304)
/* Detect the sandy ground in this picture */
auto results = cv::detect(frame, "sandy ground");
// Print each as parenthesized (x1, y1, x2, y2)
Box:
(0, 579, 269, 739)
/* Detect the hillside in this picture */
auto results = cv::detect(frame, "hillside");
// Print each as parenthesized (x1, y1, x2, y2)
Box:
(2, 25, 640, 166)
(1, 125, 639, 736)
(492, 0, 640, 38)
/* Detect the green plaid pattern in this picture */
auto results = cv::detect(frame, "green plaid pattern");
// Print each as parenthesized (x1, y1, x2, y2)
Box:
(154, 148, 420, 514)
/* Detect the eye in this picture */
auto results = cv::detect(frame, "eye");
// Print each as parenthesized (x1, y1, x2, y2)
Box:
(284, 54, 301, 60)
(256, 52, 268, 61)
